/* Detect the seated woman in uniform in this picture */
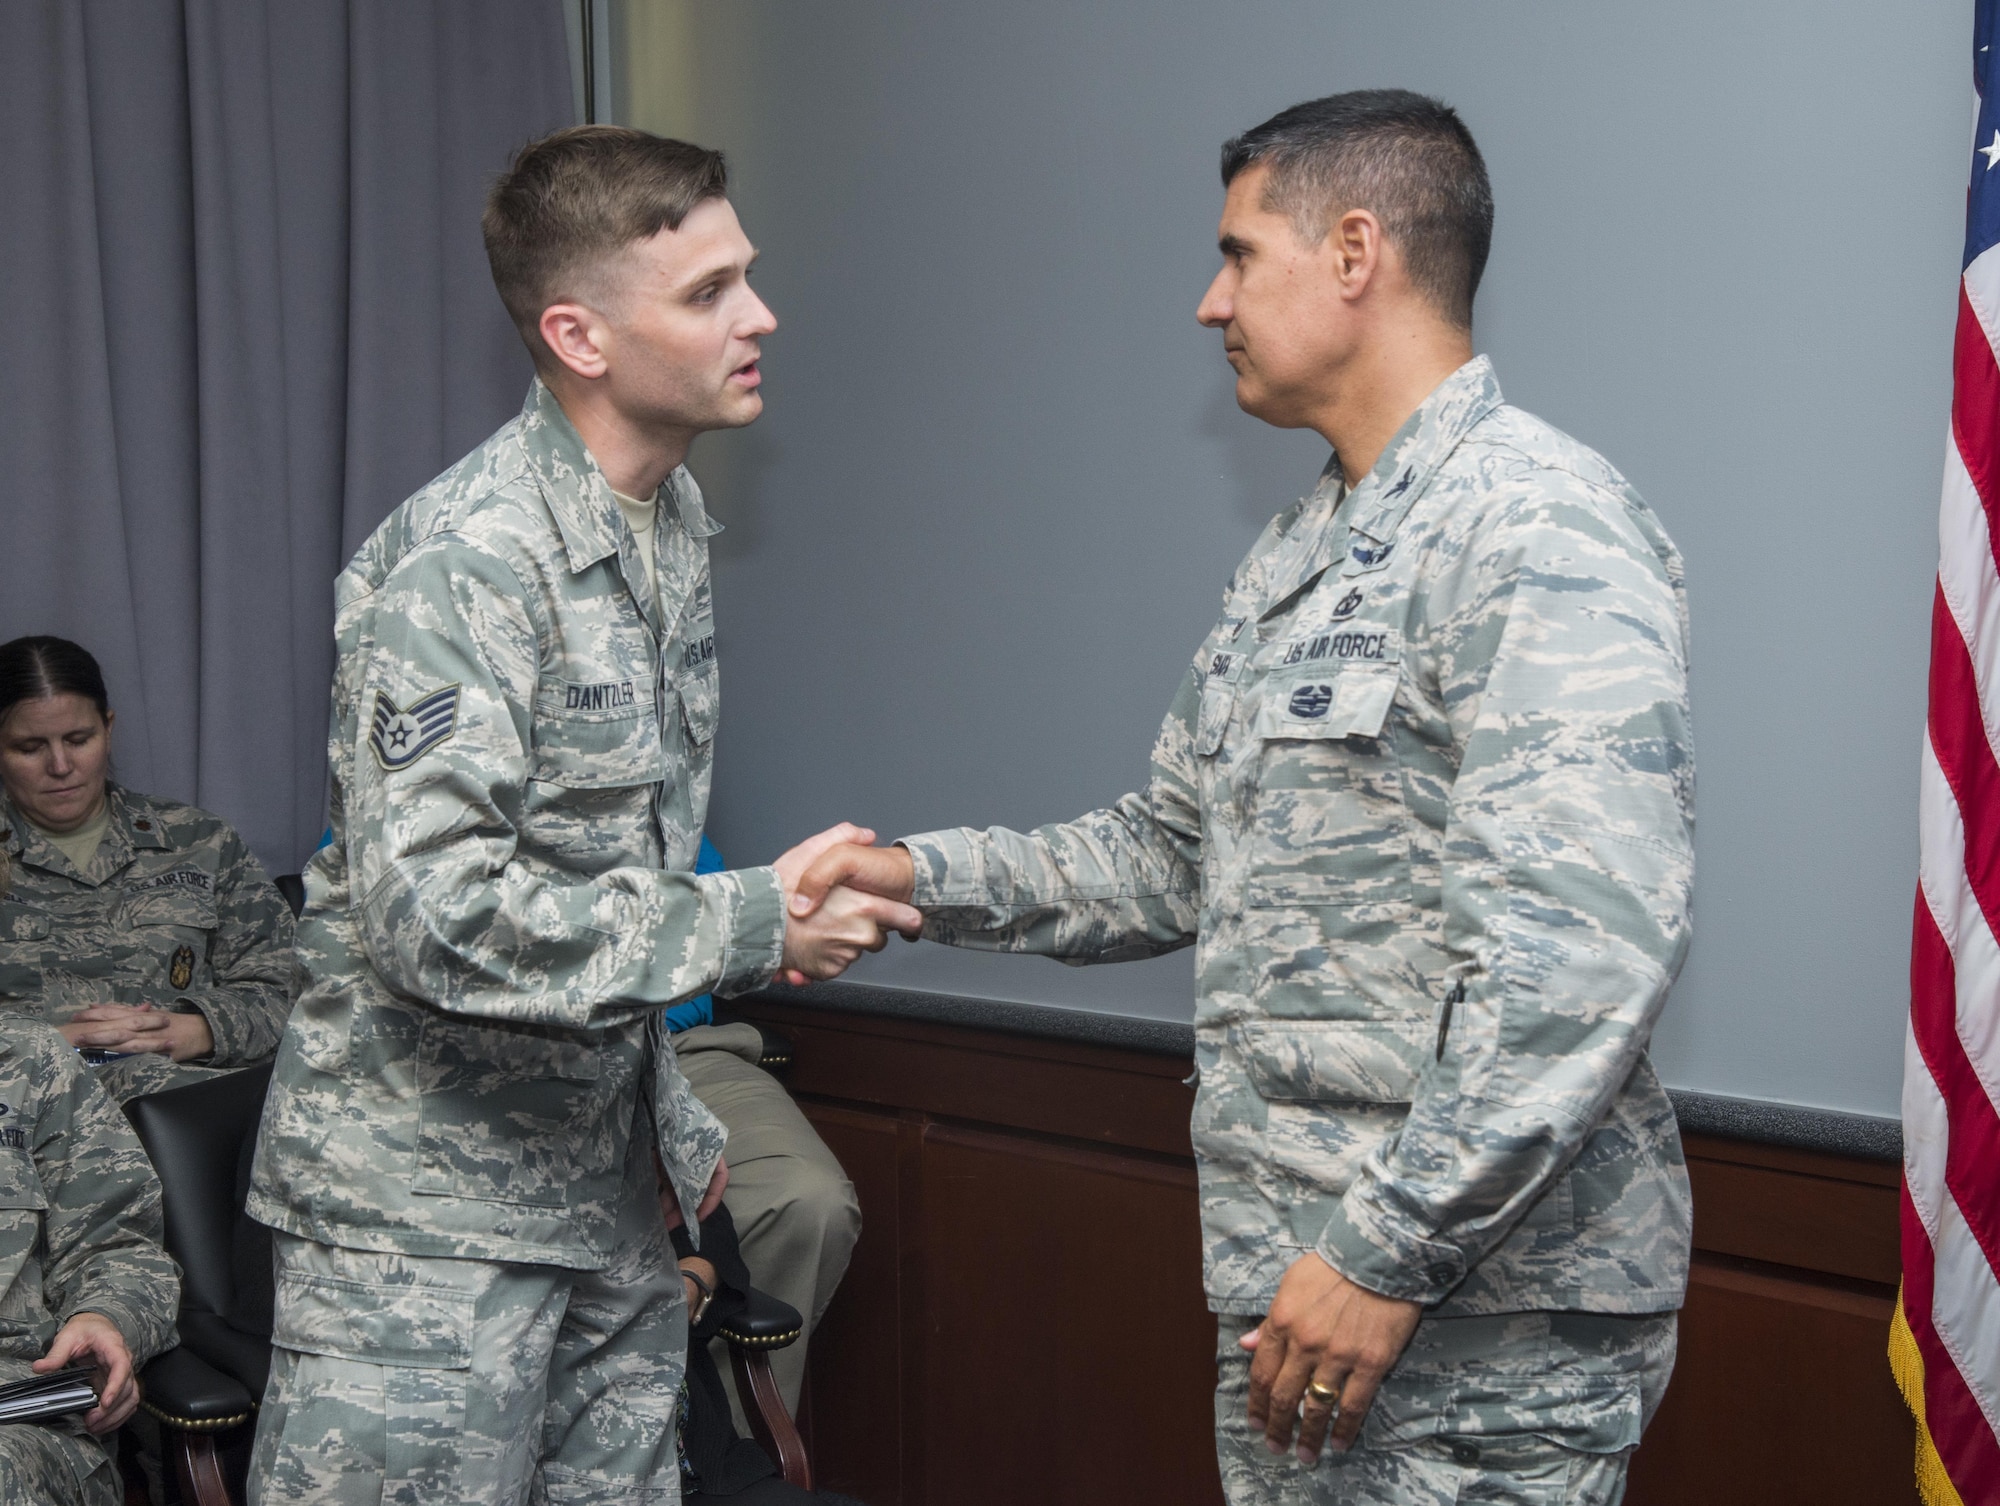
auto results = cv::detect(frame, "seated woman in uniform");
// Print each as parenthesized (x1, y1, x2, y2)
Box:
(0, 1007, 180, 1505)
(0, 635, 295, 1102)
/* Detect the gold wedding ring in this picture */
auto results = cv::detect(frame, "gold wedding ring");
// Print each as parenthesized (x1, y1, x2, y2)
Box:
(1304, 1378, 1340, 1407)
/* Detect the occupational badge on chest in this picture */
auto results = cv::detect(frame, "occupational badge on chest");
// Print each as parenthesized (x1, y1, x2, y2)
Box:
(169, 945, 194, 991)
(369, 685, 461, 771)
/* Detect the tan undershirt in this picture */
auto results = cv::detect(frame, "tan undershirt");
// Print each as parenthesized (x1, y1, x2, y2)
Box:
(28, 800, 112, 874)
(612, 487, 659, 600)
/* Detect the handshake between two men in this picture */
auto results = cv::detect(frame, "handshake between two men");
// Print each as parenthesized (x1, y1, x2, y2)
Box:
(771, 825, 919, 986)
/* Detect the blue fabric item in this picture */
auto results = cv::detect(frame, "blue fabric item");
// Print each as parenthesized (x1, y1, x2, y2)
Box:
(318, 826, 334, 850)
(663, 835, 726, 1032)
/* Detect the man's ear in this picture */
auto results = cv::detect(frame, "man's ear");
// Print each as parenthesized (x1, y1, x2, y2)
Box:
(539, 302, 611, 381)
(1329, 208, 1385, 304)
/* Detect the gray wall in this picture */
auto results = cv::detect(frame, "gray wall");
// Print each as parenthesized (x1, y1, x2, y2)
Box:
(617, 1, 1967, 1119)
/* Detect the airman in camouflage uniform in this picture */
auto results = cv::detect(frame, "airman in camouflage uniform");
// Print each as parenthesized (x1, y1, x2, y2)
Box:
(0, 1016, 181, 1505)
(0, 785, 297, 1103)
(896, 353, 1692, 1499)
(249, 125, 915, 1502)
(786, 86, 1696, 1502)
(245, 376, 781, 1503)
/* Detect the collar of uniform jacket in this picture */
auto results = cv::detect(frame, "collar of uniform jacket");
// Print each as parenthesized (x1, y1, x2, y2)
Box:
(1258, 355, 1505, 622)
(1341, 353, 1505, 544)
(0, 783, 169, 886)
(517, 379, 724, 577)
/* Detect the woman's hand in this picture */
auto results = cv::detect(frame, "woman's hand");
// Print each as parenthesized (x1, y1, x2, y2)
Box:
(59, 1004, 213, 1062)
(36, 1311, 138, 1433)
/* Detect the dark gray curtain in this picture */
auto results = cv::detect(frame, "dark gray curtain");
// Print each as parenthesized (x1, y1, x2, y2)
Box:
(0, 1, 574, 873)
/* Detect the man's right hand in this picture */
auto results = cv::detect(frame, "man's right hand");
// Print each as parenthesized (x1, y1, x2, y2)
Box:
(772, 828, 921, 984)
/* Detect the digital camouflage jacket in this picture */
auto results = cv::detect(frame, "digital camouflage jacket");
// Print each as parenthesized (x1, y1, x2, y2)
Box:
(0, 1017, 179, 1384)
(0, 786, 297, 1103)
(901, 358, 1695, 1318)
(249, 380, 783, 1268)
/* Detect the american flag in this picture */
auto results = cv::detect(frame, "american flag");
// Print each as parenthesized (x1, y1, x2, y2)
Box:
(1895, 2, 2000, 1499)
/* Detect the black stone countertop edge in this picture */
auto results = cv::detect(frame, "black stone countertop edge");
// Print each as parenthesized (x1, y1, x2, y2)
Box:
(741, 980, 1904, 1164)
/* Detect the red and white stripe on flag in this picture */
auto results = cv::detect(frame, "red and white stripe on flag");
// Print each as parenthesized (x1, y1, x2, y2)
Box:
(1895, 9, 2000, 1499)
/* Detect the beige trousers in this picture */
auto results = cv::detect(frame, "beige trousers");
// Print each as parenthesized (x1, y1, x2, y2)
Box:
(672, 1022, 862, 1427)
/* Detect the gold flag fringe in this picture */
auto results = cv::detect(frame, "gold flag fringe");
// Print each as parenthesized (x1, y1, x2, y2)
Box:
(1891, 1283, 1969, 1506)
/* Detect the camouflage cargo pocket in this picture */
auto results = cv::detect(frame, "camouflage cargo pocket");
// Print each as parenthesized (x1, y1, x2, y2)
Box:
(272, 1266, 475, 1369)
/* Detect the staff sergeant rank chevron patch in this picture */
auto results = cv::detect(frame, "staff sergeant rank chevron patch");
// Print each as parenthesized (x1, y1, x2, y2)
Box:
(369, 685, 460, 771)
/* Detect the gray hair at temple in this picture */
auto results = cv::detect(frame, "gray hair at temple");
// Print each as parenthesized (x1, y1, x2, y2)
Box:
(1220, 89, 1493, 330)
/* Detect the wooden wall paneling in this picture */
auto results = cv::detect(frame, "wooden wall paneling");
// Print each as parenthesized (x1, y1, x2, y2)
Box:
(795, 1103, 907, 1503)
(1625, 1255, 1914, 1506)
(751, 1001, 1918, 1506)
(896, 1109, 931, 1504)
(1681, 1133, 1901, 1286)
(911, 1122, 1222, 1506)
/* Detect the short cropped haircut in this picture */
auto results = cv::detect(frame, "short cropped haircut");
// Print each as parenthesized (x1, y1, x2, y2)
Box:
(0, 635, 110, 726)
(484, 125, 729, 361)
(1220, 90, 1492, 329)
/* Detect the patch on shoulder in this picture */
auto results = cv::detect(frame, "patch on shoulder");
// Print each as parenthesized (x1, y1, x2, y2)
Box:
(370, 685, 461, 771)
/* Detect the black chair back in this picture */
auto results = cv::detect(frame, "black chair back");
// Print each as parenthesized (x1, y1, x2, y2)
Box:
(124, 1063, 276, 1396)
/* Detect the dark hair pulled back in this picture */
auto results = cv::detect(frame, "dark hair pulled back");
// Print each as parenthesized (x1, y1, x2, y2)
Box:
(0, 637, 111, 725)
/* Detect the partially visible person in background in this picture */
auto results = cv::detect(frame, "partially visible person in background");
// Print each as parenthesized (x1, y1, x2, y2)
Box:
(0, 1012, 182, 1504)
(0, 635, 297, 1102)
(671, 1196, 862, 1506)
(673, 835, 861, 1433)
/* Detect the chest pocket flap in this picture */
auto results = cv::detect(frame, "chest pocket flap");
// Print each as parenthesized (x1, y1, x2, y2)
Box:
(677, 672, 718, 748)
(0, 907, 50, 944)
(533, 678, 667, 790)
(122, 880, 218, 932)
(1256, 665, 1399, 743)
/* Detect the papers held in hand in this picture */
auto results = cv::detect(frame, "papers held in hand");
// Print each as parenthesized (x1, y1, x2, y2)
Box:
(0, 1367, 97, 1422)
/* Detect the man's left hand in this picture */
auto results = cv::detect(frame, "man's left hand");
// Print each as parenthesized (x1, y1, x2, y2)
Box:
(1243, 1251, 1422, 1464)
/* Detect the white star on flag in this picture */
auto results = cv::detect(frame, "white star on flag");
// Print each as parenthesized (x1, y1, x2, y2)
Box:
(1981, 127, 2000, 170)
